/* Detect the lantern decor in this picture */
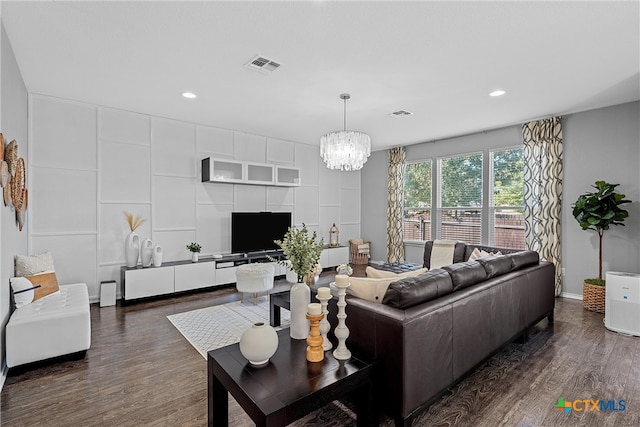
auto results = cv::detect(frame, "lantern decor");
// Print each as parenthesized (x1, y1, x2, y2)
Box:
(329, 223, 340, 248)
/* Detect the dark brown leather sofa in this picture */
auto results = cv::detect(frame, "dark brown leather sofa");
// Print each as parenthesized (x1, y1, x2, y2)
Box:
(333, 242, 555, 427)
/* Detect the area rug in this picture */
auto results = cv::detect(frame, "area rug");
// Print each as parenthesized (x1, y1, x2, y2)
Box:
(167, 298, 290, 358)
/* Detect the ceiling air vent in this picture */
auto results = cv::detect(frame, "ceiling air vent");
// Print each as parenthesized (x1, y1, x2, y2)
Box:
(245, 55, 282, 73)
(390, 110, 413, 117)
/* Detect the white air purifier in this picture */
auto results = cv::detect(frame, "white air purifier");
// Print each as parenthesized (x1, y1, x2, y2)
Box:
(605, 271, 640, 336)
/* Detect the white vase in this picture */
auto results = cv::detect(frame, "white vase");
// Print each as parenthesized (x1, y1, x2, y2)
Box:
(239, 322, 279, 366)
(140, 238, 153, 267)
(192, 252, 199, 262)
(125, 232, 140, 267)
(152, 245, 163, 267)
(290, 281, 310, 339)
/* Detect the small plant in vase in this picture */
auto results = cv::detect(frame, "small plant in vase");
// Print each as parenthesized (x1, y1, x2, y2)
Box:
(269, 224, 324, 339)
(187, 242, 202, 262)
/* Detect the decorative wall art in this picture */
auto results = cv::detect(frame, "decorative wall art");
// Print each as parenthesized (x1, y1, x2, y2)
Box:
(0, 133, 29, 231)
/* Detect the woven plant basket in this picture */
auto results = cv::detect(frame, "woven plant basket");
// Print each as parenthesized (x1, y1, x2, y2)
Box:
(583, 281, 605, 313)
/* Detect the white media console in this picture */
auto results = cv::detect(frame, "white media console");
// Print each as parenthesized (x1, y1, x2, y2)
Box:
(121, 246, 349, 303)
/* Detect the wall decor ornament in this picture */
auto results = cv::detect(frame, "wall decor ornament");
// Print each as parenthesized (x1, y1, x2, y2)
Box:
(0, 136, 29, 231)
(140, 238, 154, 267)
(239, 322, 279, 366)
(124, 212, 145, 267)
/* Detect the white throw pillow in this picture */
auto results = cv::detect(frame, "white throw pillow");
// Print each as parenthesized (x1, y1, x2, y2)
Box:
(346, 276, 397, 303)
(468, 248, 503, 261)
(15, 252, 55, 277)
(365, 266, 428, 279)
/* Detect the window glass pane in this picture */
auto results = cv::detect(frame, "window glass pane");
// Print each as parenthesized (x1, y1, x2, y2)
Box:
(437, 153, 482, 243)
(439, 154, 482, 208)
(403, 161, 432, 241)
(491, 148, 524, 207)
(403, 209, 431, 241)
(490, 148, 525, 249)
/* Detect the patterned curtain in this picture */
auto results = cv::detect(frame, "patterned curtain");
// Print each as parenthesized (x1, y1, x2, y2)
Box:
(522, 117, 563, 296)
(387, 147, 406, 263)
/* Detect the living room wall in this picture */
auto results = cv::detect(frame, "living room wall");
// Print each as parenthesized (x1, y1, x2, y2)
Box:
(361, 101, 640, 299)
(1, 21, 29, 378)
(27, 95, 361, 302)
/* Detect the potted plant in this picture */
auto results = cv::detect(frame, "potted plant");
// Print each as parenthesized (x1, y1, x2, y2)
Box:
(186, 242, 202, 262)
(572, 180, 631, 313)
(269, 224, 324, 339)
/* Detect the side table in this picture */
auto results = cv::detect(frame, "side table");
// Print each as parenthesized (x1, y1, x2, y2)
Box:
(208, 328, 377, 426)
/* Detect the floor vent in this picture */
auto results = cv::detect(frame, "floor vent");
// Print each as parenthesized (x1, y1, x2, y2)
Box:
(245, 55, 282, 73)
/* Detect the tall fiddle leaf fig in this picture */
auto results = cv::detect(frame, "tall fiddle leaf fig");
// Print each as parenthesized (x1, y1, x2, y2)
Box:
(572, 181, 631, 282)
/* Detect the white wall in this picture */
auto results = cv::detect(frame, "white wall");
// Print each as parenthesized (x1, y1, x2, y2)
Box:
(361, 102, 640, 299)
(1, 21, 29, 379)
(29, 95, 361, 302)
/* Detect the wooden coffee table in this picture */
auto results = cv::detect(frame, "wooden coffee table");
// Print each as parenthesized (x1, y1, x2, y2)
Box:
(207, 328, 377, 426)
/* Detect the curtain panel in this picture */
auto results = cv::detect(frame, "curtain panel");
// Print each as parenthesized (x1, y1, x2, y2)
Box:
(387, 147, 406, 263)
(522, 117, 563, 296)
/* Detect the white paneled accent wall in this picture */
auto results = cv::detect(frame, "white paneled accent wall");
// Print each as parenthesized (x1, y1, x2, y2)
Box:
(29, 94, 361, 302)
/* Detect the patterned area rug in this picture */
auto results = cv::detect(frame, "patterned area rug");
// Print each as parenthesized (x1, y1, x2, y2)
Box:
(167, 298, 290, 359)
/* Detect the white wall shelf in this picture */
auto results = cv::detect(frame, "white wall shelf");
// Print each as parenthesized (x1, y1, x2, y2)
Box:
(202, 157, 300, 187)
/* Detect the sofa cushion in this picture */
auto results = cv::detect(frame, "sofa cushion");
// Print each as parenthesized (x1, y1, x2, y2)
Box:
(477, 255, 512, 279)
(15, 252, 55, 277)
(442, 261, 487, 291)
(509, 251, 540, 271)
(382, 269, 453, 309)
(423, 241, 466, 269)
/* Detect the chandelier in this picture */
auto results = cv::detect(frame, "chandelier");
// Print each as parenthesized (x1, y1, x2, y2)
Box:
(320, 94, 371, 171)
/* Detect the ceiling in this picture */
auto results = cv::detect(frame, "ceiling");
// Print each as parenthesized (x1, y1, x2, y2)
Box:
(2, 1, 638, 152)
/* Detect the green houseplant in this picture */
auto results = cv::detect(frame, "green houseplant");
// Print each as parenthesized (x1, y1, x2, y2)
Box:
(186, 242, 202, 262)
(572, 181, 630, 312)
(268, 224, 324, 339)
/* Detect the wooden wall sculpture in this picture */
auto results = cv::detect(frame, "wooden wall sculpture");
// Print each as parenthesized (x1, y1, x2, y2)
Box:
(0, 133, 28, 231)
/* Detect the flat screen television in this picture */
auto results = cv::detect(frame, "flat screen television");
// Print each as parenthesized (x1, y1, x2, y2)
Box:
(231, 212, 292, 254)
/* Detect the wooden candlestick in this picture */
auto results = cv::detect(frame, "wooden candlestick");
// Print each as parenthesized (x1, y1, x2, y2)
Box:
(306, 313, 324, 362)
(316, 293, 333, 351)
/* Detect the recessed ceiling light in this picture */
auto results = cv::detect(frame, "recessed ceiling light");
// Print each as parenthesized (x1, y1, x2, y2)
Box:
(182, 92, 197, 99)
(489, 89, 506, 97)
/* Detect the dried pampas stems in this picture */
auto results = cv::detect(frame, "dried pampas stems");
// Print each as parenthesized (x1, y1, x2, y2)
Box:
(124, 211, 146, 232)
(0, 133, 5, 160)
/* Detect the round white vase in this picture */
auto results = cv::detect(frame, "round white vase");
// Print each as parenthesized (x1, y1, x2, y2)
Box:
(239, 322, 279, 366)
(192, 252, 199, 262)
(152, 245, 163, 267)
(289, 281, 311, 339)
(125, 232, 140, 267)
(140, 238, 154, 267)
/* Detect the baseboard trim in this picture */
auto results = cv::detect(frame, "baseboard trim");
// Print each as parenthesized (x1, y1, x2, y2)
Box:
(560, 292, 583, 300)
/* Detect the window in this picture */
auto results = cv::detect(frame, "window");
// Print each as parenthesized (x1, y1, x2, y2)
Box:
(403, 146, 525, 249)
(403, 160, 432, 241)
(437, 153, 483, 244)
(490, 148, 525, 249)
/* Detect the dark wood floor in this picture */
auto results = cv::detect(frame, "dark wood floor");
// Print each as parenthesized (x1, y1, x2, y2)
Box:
(2, 274, 639, 426)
